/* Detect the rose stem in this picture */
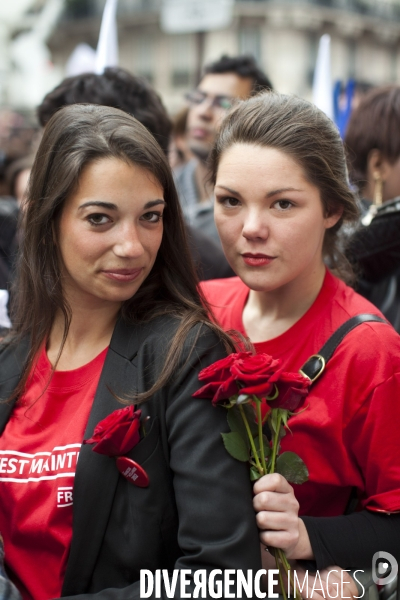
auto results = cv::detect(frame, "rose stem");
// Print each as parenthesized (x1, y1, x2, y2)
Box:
(268, 412, 303, 600)
(268, 410, 282, 475)
(238, 404, 263, 474)
(272, 549, 287, 600)
(277, 549, 302, 600)
(255, 397, 267, 474)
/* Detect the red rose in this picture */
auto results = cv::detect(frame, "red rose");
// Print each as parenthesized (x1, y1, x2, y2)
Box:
(230, 353, 284, 397)
(193, 352, 252, 405)
(270, 372, 310, 411)
(84, 406, 141, 456)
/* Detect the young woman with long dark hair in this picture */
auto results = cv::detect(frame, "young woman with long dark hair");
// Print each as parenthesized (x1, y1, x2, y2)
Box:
(0, 104, 261, 599)
(201, 93, 400, 597)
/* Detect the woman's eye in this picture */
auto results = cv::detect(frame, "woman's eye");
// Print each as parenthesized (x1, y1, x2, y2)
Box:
(141, 211, 163, 223)
(274, 200, 293, 211)
(87, 213, 111, 226)
(219, 197, 241, 208)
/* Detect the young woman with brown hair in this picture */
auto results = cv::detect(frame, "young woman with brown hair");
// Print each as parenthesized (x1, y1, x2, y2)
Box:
(0, 104, 261, 599)
(201, 92, 400, 596)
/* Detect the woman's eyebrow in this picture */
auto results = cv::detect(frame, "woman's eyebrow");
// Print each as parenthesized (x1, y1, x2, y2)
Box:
(215, 185, 242, 198)
(78, 199, 166, 211)
(266, 187, 304, 197)
(78, 201, 117, 211)
(143, 199, 166, 209)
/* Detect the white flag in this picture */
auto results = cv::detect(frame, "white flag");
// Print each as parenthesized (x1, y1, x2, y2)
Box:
(66, 43, 96, 76)
(312, 34, 333, 120)
(95, 0, 119, 75)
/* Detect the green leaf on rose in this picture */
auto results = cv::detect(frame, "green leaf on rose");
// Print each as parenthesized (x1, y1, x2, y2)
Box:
(278, 425, 287, 440)
(276, 451, 309, 484)
(225, 396, 238, 409)
(250, 466, 263, 481)
(280, 410, 290, 428)
(227, 407, 250, 447)
(270, 408, 290, 437)
(221, 432, 249, 462)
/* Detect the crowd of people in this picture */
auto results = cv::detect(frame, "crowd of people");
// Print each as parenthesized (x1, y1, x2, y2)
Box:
(0, 54, 399, 600)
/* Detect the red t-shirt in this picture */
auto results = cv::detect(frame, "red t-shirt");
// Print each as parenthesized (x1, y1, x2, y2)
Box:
(201, 270, 400, 516)
(0, 345, 107, 600)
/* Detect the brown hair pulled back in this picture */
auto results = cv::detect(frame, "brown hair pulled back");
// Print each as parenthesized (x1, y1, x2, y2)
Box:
(9, 104, 232, 402)
(209, 92, 359, 280)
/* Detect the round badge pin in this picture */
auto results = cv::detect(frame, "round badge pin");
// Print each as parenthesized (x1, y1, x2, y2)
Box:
(116, 456, 149, 488)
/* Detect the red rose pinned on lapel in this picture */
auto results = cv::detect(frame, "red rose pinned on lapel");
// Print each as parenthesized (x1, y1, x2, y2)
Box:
(84, 406, 149, 487)
(84, 406, 142, 456)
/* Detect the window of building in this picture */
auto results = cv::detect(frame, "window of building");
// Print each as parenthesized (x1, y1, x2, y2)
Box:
(171, 34, 193, 88)
(136, 35, 155, 83)
(238, 26, 261, 63)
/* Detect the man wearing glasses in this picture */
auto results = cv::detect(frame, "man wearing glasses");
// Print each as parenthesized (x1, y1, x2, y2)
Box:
(174, 55, 273, 244)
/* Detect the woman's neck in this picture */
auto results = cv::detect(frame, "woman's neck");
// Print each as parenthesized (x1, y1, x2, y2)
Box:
(242, 263, 326, 343)
(47, 300, 120, 371)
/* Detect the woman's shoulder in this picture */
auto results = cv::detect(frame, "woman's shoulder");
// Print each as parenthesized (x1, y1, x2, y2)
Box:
(332, 273, 389, 317)
(117, 314, 227, 360)
(331, 310, 400, 397)
(329, 274, 399, 348)
(0, 336, 29, 374)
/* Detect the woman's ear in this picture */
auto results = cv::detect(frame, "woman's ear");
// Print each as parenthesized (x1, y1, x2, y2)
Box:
(324, 206, 343, 230)
(367, 149, 384, 180)
(366, 149, 392, 205)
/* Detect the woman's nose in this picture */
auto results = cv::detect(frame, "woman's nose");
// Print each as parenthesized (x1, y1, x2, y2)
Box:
(242, 210, 269, 240)
(113, 224, 144, 258)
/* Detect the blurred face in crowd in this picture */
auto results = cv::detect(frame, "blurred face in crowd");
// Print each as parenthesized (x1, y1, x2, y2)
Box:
(214, 144, 341, 295)
(57, 157, 164, 310)
(381, 156, 400, 201)
(186, 73, 253, 162)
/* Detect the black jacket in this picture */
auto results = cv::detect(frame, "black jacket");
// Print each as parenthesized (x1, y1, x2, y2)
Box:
(346, 197, 400, 332)
(0, 316, 261, 599)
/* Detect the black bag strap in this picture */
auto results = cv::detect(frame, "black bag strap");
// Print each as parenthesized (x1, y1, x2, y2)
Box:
(299, 313, 387, 384)
(298, 313, 388, 519)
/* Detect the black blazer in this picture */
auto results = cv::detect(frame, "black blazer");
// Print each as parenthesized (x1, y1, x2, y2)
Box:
(0, 316, 261, 599)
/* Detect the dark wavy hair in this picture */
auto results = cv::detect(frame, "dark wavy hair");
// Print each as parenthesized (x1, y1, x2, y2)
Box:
(209, 92, 359, 281)
(9, 103, 232, 402)
(204, 55, 273, 94)
(37, 67, 172, 155)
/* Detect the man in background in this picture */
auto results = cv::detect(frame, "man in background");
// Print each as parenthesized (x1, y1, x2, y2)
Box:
(175, 55, 273, 244)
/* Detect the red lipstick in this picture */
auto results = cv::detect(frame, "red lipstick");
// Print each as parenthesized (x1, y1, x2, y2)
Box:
(102, 268, 143, 282)
(242, 253, 275, 267)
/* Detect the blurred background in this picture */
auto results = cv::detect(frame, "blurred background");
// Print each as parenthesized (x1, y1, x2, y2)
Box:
(3, 0, 400, 109)
(1, 0, 400, 191)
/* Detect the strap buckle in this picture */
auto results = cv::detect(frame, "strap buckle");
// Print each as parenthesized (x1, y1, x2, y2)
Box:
(299, 354, 326, 383)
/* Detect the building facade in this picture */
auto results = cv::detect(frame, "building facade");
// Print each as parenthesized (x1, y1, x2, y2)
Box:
(44, 0, 400, 112)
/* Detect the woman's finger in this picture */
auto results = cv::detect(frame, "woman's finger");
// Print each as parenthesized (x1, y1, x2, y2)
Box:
(256, 509, 299, 532)
(253, 472, 293, 495)
(253, 488, 299, 513)
(259, 528, 299, 551)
